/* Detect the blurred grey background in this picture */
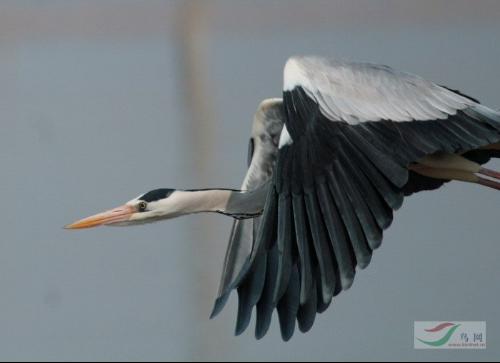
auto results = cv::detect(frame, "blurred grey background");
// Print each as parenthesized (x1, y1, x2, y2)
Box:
(0, 0, 499, 361)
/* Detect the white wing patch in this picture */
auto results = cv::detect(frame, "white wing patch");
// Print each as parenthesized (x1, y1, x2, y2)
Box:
(283, 56, 476, 124)
(278, 124, 293, 148)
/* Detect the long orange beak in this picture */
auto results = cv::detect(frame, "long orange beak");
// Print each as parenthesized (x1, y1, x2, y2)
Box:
(65, 205, 135, 229)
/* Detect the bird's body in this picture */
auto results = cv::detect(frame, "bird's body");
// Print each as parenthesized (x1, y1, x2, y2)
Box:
(67, 56, 500, 341)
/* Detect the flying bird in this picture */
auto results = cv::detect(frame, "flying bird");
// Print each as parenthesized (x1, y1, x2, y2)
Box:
(66, 56, 500, 341)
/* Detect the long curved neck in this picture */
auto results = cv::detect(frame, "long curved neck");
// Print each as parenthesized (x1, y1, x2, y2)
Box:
(166, 185, 268, 219)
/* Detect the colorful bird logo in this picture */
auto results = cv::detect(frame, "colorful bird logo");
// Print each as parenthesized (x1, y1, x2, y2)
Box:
(417, 322, 461, 347)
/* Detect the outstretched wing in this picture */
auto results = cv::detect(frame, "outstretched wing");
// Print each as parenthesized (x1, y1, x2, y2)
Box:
(283, 56, 478, 124)
(211, 98, 285, 319)
(214, 56, 500, 341)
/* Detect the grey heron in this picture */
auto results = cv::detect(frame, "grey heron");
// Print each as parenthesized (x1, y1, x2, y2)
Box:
(66, 56, 500, 341)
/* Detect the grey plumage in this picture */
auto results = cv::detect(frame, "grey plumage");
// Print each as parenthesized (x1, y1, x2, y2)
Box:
(283, 56, 474, 123)
(211, 99, 284, 319)
(64, 55, 500, 342)
(212, 56, 500, 341)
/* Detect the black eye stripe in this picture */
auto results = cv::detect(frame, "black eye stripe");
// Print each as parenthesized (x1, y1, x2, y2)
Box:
(140, 188, 175, 203)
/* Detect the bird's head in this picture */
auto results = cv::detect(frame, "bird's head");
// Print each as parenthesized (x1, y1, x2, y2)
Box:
(65, 188, 181, 229)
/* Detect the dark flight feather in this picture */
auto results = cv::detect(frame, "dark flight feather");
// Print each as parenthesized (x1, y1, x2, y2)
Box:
(214, 75, 500, 341)
(303, 188, 337, 304)
(327, 168, 372, 269)
(255, 245, 279, 340)
(316, 182, 356, 290)
(292, 194, 314, 305)
(273, 194, 294, 303)
(297, 277, 317, 333)
(235, 253, 267, 335)
(277, 264, 301, 341)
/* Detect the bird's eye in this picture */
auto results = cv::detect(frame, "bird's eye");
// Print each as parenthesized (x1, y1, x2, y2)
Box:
(138, 201, 148, 212)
